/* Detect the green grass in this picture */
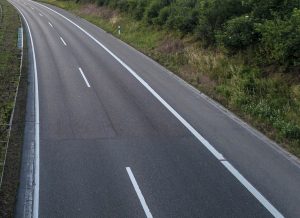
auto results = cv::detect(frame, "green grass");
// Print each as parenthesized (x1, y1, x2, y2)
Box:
(0, 0, 21, 178)
(0, 1, 28, 216)
(38, 0, 300, 157)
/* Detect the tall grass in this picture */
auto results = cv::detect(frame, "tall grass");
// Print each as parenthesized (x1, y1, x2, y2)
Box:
(0, 0, 21, 173)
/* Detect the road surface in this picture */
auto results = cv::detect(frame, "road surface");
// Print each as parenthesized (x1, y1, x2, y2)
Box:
(10, 0, 300, 217)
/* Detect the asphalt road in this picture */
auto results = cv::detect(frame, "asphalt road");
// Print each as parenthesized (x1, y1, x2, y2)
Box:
(10, 0, 300, 217)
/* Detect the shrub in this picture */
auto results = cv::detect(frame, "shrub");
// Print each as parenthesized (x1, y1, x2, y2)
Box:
(256, 9, 300, 68)
(217, 15, 258, 50)
(96, 0, 108, 6)
(196, 0, 251, 45)
(249, 0, 299, 20)
(144, 0, 171, 24)
(132, 0, 148, 20)
(280, 122, 300, 140)
(154, 6, 171, 26)
(117, 0, 130, 12)
(166, 7, 199, 34)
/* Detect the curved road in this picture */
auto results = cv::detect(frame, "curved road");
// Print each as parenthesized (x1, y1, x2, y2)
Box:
(10, 0, 300, 217)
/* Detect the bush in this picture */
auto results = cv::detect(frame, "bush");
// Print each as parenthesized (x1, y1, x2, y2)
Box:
(117, 0, 130, 12)
(154, 6, 171, 26)
(256, 9, 300, 68)
(96, 0, 108, 6)
(217, 15, 258, 50)
(144, 0, 171, 24)
(249, 0, 299, 20)
(96, 0, 109, 6)
(281, 122, 300, 140)
(132, 0, 148, 20)
(196, 0, 251, 45)
(153, 0, 200, 33)
(166, 7, 199, 34)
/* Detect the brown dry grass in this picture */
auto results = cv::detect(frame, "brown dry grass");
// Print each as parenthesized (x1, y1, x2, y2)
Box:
(156, 37, 184, 54)
(77, 4, 120, 24)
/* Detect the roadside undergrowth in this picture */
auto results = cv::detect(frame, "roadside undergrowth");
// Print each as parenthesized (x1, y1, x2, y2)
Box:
(0, 0, 21, 179)
(39, 0, 300, 157)
(0, 0, 27, 216)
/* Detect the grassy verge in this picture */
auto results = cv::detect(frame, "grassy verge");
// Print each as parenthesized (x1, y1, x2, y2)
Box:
(0, 0, 28, 216)
(40, 0, 300, 157)
(0, 0, 21, 178)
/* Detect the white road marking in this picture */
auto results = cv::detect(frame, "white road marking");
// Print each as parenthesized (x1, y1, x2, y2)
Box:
(30, 2, 285, 217)
(60, 36, 67, 46)
(48, 22, 53, 28)
(78, 67, 91, 87)
(11, 4, 40, 218)
(39, 12, 43, 17)
(30, 6, 34, 10)
(126, 167, 153, 218)
(221, 161, 283, 217)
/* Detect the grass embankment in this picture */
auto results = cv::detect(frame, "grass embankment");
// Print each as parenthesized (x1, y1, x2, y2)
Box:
(40, 0, 300, 157)
(0, 0, 28, 216)
(0, 0, 21, 178)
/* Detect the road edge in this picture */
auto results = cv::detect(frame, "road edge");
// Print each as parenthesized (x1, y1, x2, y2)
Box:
(8, 1, 39, 217)
(0, 1, 29, 217)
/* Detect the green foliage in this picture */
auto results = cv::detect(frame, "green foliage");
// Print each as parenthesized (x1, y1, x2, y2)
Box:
(154, 6, 171, 26)
(132, 0, 148, 20)
(256, 9, 300, 68)
(96, 0, 108, 6)
(196, 0, 250, 45)
(0, 0, 20, 126)
(214, 64, 300, 142)
(88, 0, 300, 70)
(166, 6, 199, 34)
(0, 0, 21, 182)
(248, 0, 299, 19)
(144, 0, 171, 24)
(217, 15, 257, 50)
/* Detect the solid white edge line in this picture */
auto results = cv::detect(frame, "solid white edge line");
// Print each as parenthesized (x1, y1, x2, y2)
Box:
(60, 36, 67, 46)
(11, 2, 40, 218)
(126, 167, 153, 218)
(31, 1, 284, 217)
(221, 161, 283, 218)
(78, 67, 91, 87)
(48, 22, 53, 28)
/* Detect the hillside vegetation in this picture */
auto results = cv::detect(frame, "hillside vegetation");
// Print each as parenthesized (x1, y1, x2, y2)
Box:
(96, 0, 300, 71)
(0, 0, 21, 178)
(40, 0, 300, 156)
(0, 0, 27, 216)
